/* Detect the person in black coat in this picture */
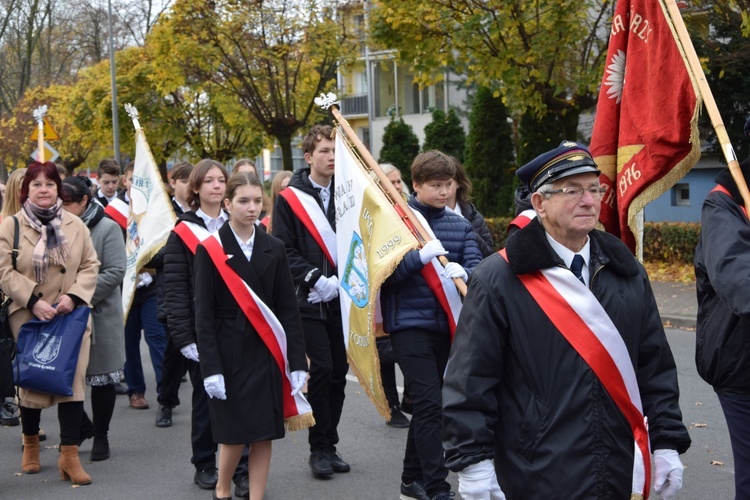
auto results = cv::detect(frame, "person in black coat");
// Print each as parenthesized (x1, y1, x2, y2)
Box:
(195, 172, 307, 500)
(155, 161, 194, 428)
(443, 141, 690, 499)
(695, 156, 750, 500)
(163, 160, 249, 496)
(271, 125, 350, 478)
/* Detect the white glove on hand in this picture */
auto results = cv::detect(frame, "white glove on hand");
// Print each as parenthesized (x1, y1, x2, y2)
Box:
(419, 239, 448, 265)
(290, 370, 307, 396)
(203, 374, 226, 400)
(307, 289, 323, 304)
(136, 272, 153, 288)
(441, 262, 468, 281)
(180, 343, 200, 362)
(654, 449, 683, 500)
(314, 275, 340, 302)
(458, 459, 506, 500)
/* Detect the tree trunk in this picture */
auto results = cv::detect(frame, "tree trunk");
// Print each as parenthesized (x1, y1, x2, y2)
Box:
(560, 110, 581, 142)
(278, 133, 294, 171)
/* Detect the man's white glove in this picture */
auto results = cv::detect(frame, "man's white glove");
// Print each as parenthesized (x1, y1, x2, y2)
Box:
(307, 289, 323, 304)
(654, 449, 683, 500)
(458, 459, 506, 500)
(314, 275, 339, 302)
(441, 262, 468, 281)
(136, 272, 153, 288)
(180, 343, 200, 362)
(203, 374, 226, 400)
(419, 239, 448, 265)
(290, 370, 307, 396)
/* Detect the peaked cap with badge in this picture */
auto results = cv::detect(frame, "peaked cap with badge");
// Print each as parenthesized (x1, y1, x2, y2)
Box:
(517, 141, 601, 192)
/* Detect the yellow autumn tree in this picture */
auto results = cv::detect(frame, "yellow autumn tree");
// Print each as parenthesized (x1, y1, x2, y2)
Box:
(151, 0, 362, 170)
(371, 0, 613, 137)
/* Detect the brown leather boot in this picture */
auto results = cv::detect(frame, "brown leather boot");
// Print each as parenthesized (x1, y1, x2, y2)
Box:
(58, 445, 91, 485)
(21, 434, 40, 474)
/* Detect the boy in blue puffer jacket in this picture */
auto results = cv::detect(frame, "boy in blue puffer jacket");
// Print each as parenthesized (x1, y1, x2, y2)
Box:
(380, 151, 482, 500)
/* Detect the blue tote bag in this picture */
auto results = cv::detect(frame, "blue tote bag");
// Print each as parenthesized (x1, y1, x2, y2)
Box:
(13, 306, 90, 397)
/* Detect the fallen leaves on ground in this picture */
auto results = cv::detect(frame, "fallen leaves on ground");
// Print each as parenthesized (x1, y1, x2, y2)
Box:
(643, 261, 695, 283)
(710, 460, 724, 466)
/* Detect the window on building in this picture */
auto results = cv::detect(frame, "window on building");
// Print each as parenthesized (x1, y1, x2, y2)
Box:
(672, 183, 690, 206)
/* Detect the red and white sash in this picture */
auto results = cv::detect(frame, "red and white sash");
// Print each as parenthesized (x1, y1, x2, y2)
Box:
(200, 233, 314, 431)
(173, 220, 212, 255)
(175, 221, 314, 430)
(411, 211, 462, 340)
(278, 187, 337, 268)
(507, 209, 536, 234)
(499, 249, 651, 498)
(104, 198, 130, 230)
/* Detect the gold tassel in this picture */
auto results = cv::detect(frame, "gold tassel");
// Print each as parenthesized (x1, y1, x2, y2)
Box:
(285, 412, 316, 432)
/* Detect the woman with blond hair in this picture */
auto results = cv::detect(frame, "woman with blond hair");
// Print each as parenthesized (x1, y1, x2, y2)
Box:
(1, 168, 28, 219)
(262, 170, 293, 232)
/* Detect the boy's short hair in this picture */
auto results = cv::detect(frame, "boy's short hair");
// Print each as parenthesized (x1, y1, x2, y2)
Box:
(170, 161, 194, 181)
(301, 125, 334, 155)
(98, 158, 120, 177)
(411, 150, 456, 185)
(123, 161, 135, 175)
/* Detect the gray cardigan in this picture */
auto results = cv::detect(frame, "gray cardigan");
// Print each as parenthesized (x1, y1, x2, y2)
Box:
(86, 215, 126, 376)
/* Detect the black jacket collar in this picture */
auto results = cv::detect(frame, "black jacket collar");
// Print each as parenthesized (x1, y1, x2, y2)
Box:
(506, 218, 639, 278)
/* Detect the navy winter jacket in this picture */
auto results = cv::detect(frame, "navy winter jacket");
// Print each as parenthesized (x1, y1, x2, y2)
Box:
(381, 194, 482, 335)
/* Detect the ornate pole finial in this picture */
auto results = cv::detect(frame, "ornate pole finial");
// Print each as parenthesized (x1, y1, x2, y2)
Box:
(314, 92, 340, 110)
(124, 103, 141, 130)
(33, 105, 48, 122)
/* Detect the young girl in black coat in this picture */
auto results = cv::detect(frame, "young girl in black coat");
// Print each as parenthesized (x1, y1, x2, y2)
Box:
(194, 172, 309, 500)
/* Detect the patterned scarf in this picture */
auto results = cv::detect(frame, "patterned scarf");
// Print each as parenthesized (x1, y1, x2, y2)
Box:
(21, 198, 70, 283)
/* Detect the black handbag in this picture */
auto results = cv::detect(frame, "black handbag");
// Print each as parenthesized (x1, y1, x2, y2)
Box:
(0, 216, 20, 398)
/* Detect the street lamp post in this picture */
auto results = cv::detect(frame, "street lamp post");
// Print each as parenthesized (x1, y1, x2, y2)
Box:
(107, 0, 121, 169)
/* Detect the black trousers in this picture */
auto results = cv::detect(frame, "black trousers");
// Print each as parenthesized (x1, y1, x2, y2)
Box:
(718, 393, 750, 500)
(186, 358, 248, 477)
(304, 315, 348, 452)
(391, 328, 451, 497)
(158, 335, 188, 409)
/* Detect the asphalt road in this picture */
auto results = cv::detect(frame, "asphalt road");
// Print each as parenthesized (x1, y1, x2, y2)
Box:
(0, 327, 735, 499)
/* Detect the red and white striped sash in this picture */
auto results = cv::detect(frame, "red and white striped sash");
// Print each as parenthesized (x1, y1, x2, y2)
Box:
(278, 187, 337, 268)
(104, 198, 130, 230)
(200, 233, 314, 430)
(173, 220, 211, 255)
(507, 209, 536, 234)
(499, 249, 651, 498)
(411, 211, 462, 340)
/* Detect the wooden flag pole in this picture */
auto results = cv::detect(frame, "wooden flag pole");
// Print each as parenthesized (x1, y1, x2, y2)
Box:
(316, 93, 467, 296)
(665, 0, 750, 213)
(32, 106, 47, 163)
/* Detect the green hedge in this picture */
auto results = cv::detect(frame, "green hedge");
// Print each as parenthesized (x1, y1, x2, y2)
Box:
(485, 217, 700, 264)
(642, 222, 701, 264)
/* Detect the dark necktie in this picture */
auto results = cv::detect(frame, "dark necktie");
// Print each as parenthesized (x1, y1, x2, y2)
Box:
(570, 254, 585, 285)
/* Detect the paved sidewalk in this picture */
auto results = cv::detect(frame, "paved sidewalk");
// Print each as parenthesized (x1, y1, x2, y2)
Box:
(651, 281, 697, 329)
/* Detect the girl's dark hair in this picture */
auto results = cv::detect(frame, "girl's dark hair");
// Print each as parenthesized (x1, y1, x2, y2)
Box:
(20, 162, 63, 204)
(450, 156, 473, 211)
(61, 176, 93, 205)
(187, 159, 228, 210)
(226, 172, 262, 202)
